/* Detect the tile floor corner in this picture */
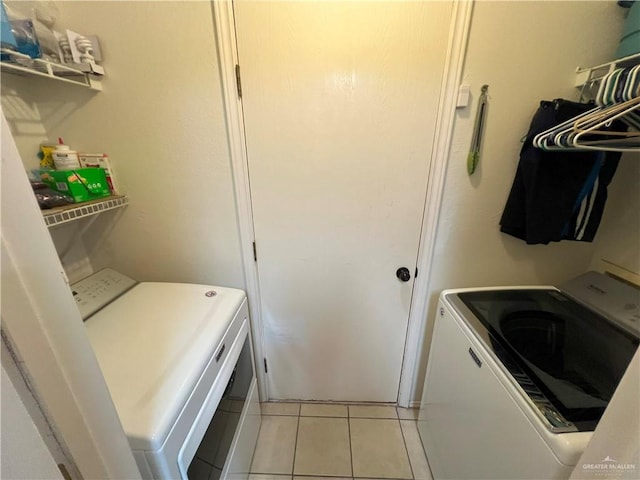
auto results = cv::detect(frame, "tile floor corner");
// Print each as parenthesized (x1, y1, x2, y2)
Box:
(250, 402, 432, 480)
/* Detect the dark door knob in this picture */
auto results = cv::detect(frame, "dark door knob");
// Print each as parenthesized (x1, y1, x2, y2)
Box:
(396, 267, 411, 282)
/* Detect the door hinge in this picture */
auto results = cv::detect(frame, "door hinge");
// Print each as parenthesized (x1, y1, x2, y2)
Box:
(252, 241, 257, 262)
(235, 64, 242, 98)
(263, 358, 268, 373)
(415, 267, 418, 278)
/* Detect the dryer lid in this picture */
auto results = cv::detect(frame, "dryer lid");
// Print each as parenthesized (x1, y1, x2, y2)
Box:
(85, 282, 245, 451)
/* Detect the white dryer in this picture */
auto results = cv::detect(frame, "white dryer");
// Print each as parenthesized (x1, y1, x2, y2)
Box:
(418, 271, 639, 480)
(72, 269, 261, 480)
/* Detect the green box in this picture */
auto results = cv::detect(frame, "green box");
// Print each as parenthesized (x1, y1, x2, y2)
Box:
(40, 168, 111, 203)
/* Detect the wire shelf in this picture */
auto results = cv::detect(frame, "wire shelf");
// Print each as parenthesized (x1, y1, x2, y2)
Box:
(1, 49, 102, 91)
(43, 195, 128, 227)
(575, 52, 640, 88)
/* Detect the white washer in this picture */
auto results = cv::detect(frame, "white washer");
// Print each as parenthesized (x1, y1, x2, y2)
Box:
(418, 272, 639, 480)
(73, 269, 261, 480)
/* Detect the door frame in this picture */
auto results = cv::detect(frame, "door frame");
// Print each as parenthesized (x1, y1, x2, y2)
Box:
(211, 0, 474, 406)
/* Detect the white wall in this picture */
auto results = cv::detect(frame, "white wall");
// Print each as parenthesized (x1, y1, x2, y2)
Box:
(414, 1, 629, 399)
(588, 156, 640, 281)
(2, 0, 245, 288)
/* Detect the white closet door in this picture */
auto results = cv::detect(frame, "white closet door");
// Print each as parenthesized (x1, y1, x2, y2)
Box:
(235, 1, 453, 401)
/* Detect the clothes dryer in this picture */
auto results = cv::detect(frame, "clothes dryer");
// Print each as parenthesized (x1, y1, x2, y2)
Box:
(73, 269, 261, 480)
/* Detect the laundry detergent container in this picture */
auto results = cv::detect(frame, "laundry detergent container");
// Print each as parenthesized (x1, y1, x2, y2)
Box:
(616, 1, 640, 58)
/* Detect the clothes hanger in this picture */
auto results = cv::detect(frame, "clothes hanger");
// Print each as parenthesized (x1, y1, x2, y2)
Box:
(537, 102, 635, 151)
(534, 65, 640, 151)
(533, 104, 604, 150)
(532, 103, 600, 150)
(571, 97, 639, 133)
(553, 100, 638, 151)
(571, 97, 640, 152)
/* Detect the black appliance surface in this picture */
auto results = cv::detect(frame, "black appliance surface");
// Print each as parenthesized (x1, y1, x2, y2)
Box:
(454, 288, 638, 432)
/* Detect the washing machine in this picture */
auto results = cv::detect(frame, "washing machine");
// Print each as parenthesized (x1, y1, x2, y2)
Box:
(72, 269, 261, 480)
(418, 271, 639, 480)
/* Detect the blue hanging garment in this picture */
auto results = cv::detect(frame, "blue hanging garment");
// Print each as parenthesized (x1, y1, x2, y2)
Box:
(499, 99, 623, 245)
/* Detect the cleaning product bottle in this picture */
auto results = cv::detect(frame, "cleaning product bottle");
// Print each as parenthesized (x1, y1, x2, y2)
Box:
(52, 137, 80, 170)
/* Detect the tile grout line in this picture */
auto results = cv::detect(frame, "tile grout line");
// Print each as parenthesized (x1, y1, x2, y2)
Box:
(292, 408, 353, 479)
(297, 414, 399, 419)
(259, 404, 410, 479)
(398, 419, 416, 480)
(298, 414, 348, 418)
(292, 476, 417, 480)
(250, 411, 301, 476)
(248, 413, 267, 476)
(347, 406, 354, 478)
(291, 406, 302, 477)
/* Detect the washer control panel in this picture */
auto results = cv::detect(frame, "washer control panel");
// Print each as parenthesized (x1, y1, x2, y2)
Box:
(71, 268, 137, 320)
(561, 271, 640, 336)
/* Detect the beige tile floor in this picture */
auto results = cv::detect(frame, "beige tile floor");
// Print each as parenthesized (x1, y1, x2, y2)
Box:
(250, 403, 432, 480)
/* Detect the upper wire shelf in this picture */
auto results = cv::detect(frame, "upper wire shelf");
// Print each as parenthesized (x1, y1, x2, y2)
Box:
(574, 52, 640, 88)
(0, 48, 102, 91)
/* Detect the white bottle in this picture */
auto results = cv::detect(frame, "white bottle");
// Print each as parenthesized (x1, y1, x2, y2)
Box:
(52, 138, 80, 170)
